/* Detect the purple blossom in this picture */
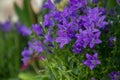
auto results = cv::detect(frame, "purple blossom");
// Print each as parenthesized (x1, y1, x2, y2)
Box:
(19, 25, 32, 36)
(75, 29, 102, 49)
(69, 0, 87, 10)
(32, 24, 44, 36)
(44, 13, 54, 27)
(109, 36, 116, 42)
(89, 31, 102, 48)
(56, 30, 71, 48)
(56, 35, 71, 48)
(109, 71, 120, 80)
(86, 7, 108, 28)
(96, 15, 108, 28)
(44, 30, 53, 43)
(21, 48, 33, 65)
(22, 48, 33, 57)
(116, 0, 120, 4)
(42, 0, 56, 10)
(84, 53, 101, 70)
(0, 20, 11, 32)
(29, 40, 44, 53)
(73, 42, 82, 54)
(22, 57, 30, 66)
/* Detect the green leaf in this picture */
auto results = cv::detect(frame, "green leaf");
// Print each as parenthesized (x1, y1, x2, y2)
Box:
(107, 0, 117, 11)
(14, 0, 37, 27)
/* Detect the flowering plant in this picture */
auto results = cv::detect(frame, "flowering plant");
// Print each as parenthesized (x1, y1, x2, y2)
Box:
(20, 0, 120, 79)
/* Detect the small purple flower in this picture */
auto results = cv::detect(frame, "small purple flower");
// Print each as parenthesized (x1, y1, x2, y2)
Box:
(21, 48, 33, 65)
(96, 15, 108, 28)
(73, 42, 82, 54)
(42, 0, 56, 10)
(56, 36, 71, 48)
(0, 20, 11, 32)
(44, 13, 54, 27)
(19, 25, 32, 36)
(21, 48, 33, 57)
(44, 30, 53, 43)
(32, 24, 44, 36)
(109, 71, 120, 80)
(29, 40, 44, 53)
(56, 30, 71, 48)
(84, 53, 101, 70)
(109, 36, 116, 42)
(22, 57, 30, 66)
(89, 31, 102, 48)
(109, 36, 117, 47)
(69, 0, 87, 10)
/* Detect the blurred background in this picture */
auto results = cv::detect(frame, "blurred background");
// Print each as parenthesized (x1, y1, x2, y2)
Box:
(0, 0, 43, 80)
(0, 0, 61, 79)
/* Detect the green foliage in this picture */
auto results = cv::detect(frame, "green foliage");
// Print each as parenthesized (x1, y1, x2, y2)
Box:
(107, 0, 117, 11)
(14, 0, 37, 27)
(0, 30, 27, 79)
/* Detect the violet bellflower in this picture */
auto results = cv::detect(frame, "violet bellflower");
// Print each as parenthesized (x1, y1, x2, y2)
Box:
(44, 13, 54, 27)
(75, 29, 102, 50)
(42, 0, 56, 10)
(44, 30, 53, 43)
(109, 71, 120, 80)
(32, 24, 44, 36)
(69, 0, 87, 11)
(28, 40, 44, 53)
(56, 30, 71, 48)
(89, 31, 102, 48)
(84, 53, 101, 70)
(0, 20, 11, 32)
(86, 7, 108, 28)
(21, 48, 33, 65)
(19, 25, 32, 36)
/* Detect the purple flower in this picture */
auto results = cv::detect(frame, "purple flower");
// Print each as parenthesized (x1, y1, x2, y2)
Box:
(89, 31, 102, 48)
(29, 40, 44, 53)
(44, 30, 53, 43)
(21, 48, 33, 57)
(96, 15, 108, 28)
(73, 42, 82, 54)
(86, 7, 108, 28)
(116, 0, 120, 4)
(56, 31, 71, 48)
(22, 57, 30, 66)
(75, 29, 102, 49)
(109, 36, 116, 42)
(0, 20, 11, 32)
(19, 25, 32, 36)
(84, 53, 101, 70)
(109, 71, 120, 80)
(56, 36, 71, 48)
(69, 0, 87, 10)
(44, 13, 54, 27)
(21, 48, 33, 65)
(32, 24, 44, 36)
(42, 0, 56, 10)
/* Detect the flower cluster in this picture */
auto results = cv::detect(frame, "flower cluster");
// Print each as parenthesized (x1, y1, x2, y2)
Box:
(21, 0, 108, 71)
